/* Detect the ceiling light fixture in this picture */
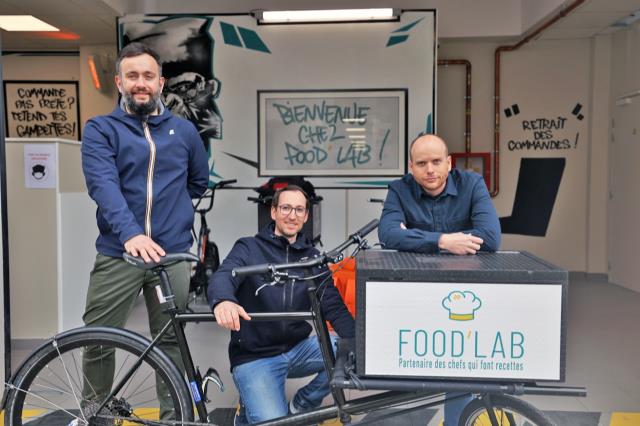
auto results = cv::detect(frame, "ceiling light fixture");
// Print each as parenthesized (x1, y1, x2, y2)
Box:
(256, 8, 397, 24)
(88, 56, 102, 91)
(0, 15, 59, 31)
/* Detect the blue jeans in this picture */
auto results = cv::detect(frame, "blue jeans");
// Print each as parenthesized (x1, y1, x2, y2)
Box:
(232, 335, 336, 425)
(444, 392, 474, 425)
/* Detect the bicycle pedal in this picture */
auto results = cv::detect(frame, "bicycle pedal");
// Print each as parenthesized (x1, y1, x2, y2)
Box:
(202, 367, 225, 397)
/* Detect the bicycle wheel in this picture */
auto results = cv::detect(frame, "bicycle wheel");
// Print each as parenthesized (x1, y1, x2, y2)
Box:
(5, 327, 194, 426)
(459, 394, 554, 426)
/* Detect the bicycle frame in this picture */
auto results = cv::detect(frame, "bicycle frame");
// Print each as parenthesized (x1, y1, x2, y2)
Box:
(90, 262, 586, 426)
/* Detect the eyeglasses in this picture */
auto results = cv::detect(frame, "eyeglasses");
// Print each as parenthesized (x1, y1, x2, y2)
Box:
(277, 204, 307, 217)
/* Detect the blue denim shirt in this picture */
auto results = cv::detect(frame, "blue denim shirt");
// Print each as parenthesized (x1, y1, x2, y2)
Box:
(378, 170, 501, 253)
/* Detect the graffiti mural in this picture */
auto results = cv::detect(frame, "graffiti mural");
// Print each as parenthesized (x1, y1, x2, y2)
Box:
(120, 16, 222, 151)
(500, 102, 585, 236)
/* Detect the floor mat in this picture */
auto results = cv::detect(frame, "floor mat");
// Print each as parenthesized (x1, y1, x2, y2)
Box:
(545, 411, 601, 426)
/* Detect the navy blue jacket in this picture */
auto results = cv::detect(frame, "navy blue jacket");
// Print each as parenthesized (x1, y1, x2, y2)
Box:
(81, 105, 208, 257)
(208, 224, 356, 369)
(378, 170, 501, 253)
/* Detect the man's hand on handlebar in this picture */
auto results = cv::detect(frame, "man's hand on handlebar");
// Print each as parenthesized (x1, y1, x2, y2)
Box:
(124, 235, 166, 263)
(213, 301, 252, 331)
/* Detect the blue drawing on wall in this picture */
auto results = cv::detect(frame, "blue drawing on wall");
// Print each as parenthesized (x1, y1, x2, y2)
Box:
(220, 22, 271, 53)
(386, 17, 425, 47)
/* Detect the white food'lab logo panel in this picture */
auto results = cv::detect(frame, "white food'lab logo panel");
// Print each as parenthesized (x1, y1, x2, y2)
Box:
(365, 282, 562, 380)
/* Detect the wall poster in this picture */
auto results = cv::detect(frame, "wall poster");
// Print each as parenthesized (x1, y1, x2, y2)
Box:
(259, 89, 407, 176)
(3, 80, 80, 140)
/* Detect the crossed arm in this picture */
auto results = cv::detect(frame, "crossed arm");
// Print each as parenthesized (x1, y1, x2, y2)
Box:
(378, 179, 501, 255)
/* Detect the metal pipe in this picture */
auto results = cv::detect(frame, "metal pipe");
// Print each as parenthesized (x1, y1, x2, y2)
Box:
(438, 59, 472, 154)
(175, 311, 314, 323)
(492, 0, 587, 196)
(522, 384, 587, 397)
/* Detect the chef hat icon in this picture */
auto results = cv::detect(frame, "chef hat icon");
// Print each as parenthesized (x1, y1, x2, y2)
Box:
(442, 291, 481, 321)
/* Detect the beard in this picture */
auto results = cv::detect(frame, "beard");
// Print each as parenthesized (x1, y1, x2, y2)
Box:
(123, 90, 162, 117)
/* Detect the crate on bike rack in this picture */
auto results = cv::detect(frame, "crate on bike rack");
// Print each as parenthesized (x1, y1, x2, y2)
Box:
(355, 250, 567, 382)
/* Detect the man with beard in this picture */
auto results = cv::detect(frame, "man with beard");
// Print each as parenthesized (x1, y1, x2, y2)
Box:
(80, 42, 208, 420)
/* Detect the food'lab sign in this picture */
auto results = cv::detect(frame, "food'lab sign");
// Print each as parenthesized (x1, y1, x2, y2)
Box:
(363, 282, 564, 381)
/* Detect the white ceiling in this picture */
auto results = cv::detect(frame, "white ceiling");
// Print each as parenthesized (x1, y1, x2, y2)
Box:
(0, 0, 638, 50)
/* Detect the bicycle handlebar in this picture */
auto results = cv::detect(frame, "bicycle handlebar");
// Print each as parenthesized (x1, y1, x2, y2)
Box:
(232, 219, 379, 278)
(214, 179, 237, 189)
(123, 252, 200, 270)
(195, 179, 237, 213)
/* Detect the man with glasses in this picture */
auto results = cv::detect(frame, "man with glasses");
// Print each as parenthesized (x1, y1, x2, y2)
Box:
(208, 185, 355, 425)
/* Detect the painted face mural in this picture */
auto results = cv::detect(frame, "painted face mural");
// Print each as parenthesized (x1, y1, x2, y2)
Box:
(120, 17, 222, 152)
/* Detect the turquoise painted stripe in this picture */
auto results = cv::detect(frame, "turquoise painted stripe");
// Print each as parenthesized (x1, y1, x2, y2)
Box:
(426, 113, 433, 134)
(220, 22, 243, 47)
(386, 35, 409, 47)
(238, 27, 271, 53)
(392, 18, 424, 33)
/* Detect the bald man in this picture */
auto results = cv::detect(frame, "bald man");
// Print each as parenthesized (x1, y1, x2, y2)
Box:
(379, 134, 500, 255)
(377, 134, 501, 425)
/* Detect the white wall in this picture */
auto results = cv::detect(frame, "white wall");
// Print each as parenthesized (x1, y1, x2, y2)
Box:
(608, 22, 640, 292)
(79, 44, 119, 126)
(586, 34, 610, 275)
(439, 37, 601, 273)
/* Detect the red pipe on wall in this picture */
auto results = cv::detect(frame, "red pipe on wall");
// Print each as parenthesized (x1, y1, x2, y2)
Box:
(438, 59, 472, 153)
(492, 0, 586, 197)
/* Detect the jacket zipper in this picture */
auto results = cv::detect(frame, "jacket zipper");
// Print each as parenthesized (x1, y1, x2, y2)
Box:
(282, 245, 289, 310)
(281, 245, 290, 337)
(142, 121, 156, 237)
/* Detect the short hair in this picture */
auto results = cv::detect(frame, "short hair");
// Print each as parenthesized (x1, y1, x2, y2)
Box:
(409, 133, 449, 161)
(271, 185, 310, 211)
(115, 42, 162, 76)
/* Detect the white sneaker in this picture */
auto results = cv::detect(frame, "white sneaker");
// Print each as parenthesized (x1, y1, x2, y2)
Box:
(67, 419, 80, 426)
(289, 400, 301, 414)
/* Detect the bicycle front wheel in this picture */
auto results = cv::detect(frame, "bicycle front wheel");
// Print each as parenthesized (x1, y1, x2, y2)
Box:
(459, 394, 554, 426)
(5, 327, 194, 426)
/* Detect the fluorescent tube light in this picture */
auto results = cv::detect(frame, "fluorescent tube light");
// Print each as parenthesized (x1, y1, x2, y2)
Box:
(259, 8, 396, 24)
(0, 15, 59, 31)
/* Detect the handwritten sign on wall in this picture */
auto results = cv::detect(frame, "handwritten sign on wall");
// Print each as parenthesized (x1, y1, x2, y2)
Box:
(3, 81, 80, 140)
(258, 89, 407, 176)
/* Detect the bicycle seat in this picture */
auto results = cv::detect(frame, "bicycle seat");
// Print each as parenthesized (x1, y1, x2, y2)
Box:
(123, 252, 200, 270)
